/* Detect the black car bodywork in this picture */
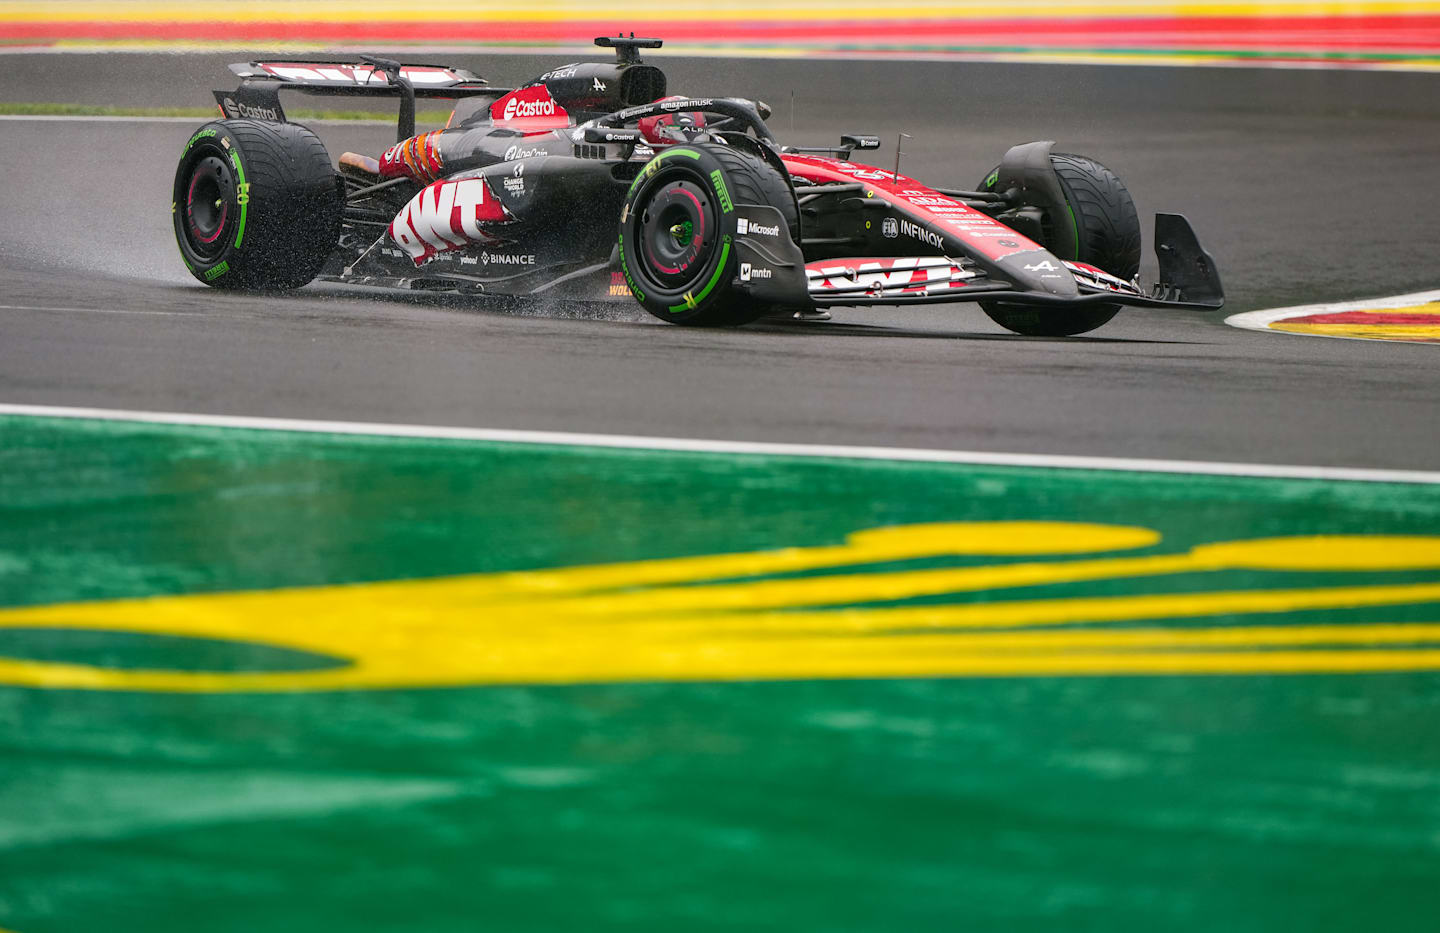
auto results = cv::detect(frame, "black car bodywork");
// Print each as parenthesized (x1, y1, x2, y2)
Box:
(176, 36, 1223, 333)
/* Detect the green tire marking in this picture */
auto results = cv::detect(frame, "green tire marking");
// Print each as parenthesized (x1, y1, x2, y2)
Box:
(616, 233, 646, 303)
(227, 146, 247, 249)
(619, 147, 708, 306)
(1051, 161, 1081, 261)
(626, 146, 702, 197)
(203, 260, 230, 281)
(709, 169, 734, 214)
(667, 235, 731, 314)
(185, 127, 217, 152)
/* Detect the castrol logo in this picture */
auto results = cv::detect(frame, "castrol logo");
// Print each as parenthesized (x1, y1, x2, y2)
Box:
(503, 96, 556, 120)
(493, 86, 567, 124)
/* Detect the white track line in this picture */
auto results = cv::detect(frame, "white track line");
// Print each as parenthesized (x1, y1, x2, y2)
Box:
(1226, 289, 1440, 344)
(1, 402, 1437, 485)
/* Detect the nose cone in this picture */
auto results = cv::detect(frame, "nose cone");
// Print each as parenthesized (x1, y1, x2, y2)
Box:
(993, 248, 1079, 297)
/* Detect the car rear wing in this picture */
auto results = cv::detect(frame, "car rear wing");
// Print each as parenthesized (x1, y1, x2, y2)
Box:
(214, 56, 505, 141)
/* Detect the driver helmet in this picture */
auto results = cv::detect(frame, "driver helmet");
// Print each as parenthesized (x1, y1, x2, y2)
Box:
(638, 97, 708, 146)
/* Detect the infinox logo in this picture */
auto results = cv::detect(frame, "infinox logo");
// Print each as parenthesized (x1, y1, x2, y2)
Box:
(899, 219, 944, 250)
(493, 86, 567, 123)
(389, 178, 508, 265)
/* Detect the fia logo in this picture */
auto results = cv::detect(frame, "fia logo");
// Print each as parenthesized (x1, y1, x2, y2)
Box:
(881, 217, 898, 239)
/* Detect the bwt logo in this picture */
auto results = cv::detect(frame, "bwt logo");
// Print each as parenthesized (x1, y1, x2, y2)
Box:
(389, 179, 505, 265)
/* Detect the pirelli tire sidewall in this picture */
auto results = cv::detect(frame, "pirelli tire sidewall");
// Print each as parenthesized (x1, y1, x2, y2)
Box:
(172, 120, 342, 290)
(618, 145, 742, 326)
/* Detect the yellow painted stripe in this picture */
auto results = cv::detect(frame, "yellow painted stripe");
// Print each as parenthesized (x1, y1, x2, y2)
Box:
(4, 1, 1440, 23)
(1270, 304, 1440, 342)
(1267, 299, 1440, 343)
(414, 522, 1164, 598)
(1, 623, 1440, 691)
(1271, 323, 1440, 342)
(1345, 301, 1440, 315)
(3, 523, 1440, 691)
(1274, 301, 1440, 317)
(491, 531, 1440, 617)
(8, 576, 1440, 643)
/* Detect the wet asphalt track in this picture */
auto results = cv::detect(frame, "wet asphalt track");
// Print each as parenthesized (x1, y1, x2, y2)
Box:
(1, 53, 1438, 469)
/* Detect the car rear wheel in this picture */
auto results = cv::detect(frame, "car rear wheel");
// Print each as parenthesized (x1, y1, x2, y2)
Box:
(173, 120, 343, 289)
(978, 153, 1141, 336)
(618, 142, 797, 326)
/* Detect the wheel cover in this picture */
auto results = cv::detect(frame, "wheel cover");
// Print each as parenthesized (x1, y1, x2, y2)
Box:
(183, 154, 234, 258)
(636, 179, 715, 290)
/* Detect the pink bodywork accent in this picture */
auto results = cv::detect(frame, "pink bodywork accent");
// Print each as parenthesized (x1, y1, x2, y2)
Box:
(782, 155, 1044, 263)
(489, 84, 571, 130)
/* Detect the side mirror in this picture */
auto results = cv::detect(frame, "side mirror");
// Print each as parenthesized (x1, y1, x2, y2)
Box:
(841, 134, 880, 151)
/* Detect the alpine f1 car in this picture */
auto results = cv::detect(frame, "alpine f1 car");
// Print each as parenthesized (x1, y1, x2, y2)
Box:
(173, 36, 1223, 335)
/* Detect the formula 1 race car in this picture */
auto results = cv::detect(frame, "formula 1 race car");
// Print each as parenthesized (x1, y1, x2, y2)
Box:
(173, 36, 1223, 335)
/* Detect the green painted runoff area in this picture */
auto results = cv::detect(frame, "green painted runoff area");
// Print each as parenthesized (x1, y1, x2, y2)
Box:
(2, 413, 1440, 931)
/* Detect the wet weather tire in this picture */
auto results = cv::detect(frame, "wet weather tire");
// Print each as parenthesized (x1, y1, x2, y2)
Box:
(978, 153, 1141, 337)
(173, 120, 343, 289)
(619, 142, 798, 326)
